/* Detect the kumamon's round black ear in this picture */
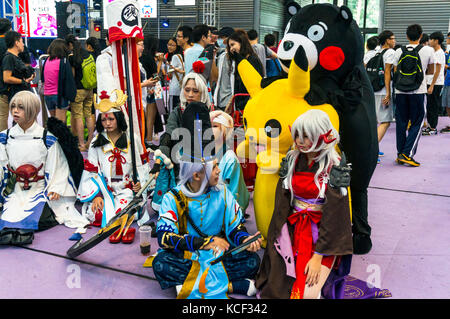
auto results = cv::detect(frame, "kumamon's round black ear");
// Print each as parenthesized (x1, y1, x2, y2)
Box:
(286, 1, 301, 17)
(339, 6, 353, 25)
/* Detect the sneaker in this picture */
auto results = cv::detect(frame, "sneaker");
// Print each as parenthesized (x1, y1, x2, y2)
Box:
(377, 158, 381, 164)
(421, 127, 431, 135)
(378, 151, 384, 157)
(396, 153, 420, 167)
(440, 126, 450, 133)
(429, 128, 438, 135)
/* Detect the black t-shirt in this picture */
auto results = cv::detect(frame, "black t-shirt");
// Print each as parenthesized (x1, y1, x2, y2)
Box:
(0, 51, 31, 97)
(69, 49, 92, 90)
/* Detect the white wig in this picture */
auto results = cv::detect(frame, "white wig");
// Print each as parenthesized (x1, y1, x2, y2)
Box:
(284, 109, 340, 201)
(179, 72, 211, 109)
(178, 160, 214, 197)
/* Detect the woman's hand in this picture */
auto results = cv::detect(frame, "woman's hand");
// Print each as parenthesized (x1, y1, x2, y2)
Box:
(204, 236, 230, 253)
(48, 192, 60, 201)
(91, 196, 104, 213)
(304, 254, 323, 287)
(243, 231, 262, 252)
(132, 181, 141, 193)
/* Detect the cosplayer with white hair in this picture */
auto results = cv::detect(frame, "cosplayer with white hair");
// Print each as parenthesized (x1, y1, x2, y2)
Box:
(179, 72, 212, 110)
(210, 110, 250, 212)
(283, 109, 341, 200)
(151, 102, 262, 299)
(255, 109, 354, 300)
(0, 91, 89, 245)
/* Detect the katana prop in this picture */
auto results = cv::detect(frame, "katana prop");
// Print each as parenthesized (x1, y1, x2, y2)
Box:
(66, 174, 156, 259)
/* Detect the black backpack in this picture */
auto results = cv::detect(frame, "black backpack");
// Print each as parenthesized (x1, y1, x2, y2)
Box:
(366, 49, 388, 92)
(393, 45, 424, 92)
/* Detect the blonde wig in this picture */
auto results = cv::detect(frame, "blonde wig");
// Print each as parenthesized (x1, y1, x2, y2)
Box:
(9, 91, 41, 123)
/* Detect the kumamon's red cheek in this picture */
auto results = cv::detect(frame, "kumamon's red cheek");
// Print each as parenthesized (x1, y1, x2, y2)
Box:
(319, 46, 345, 71)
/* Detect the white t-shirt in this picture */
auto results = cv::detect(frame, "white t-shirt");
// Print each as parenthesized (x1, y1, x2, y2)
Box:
(393, 44, 435, 94)
(363, 49, 377, 65)
(373, 48, 396, 95)
(168, 54, 184, 96)
(426, 48, 446, 86)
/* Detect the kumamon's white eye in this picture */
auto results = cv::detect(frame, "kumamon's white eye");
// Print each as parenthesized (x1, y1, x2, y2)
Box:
(307, 25, 325, 42)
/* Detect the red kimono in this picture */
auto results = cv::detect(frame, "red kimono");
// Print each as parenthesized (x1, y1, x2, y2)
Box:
(255, 154, 353, 299)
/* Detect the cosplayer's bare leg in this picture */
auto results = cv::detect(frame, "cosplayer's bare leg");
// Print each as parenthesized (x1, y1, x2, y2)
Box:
(303, 257, 336, 299)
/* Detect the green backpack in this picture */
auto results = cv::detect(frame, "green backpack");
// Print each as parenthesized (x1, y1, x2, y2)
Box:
(80, 54, 97, 89)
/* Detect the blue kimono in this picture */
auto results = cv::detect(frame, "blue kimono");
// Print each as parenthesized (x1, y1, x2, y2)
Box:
(152, 184, 259, 299)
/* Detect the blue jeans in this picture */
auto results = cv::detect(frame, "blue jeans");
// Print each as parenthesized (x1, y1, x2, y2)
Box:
(44, 95, 69, 111)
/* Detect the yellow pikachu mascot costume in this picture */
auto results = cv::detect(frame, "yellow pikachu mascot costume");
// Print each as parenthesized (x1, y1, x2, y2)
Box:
(235, 46, 340, 245)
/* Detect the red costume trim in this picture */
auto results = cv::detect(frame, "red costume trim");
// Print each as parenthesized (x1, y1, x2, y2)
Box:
(108, 147, 126, 176)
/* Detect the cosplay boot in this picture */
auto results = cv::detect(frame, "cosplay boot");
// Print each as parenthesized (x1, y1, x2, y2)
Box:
(92, 210, 103, 227)
(0, 228, 16, 245)
(352, 233, 372, 255)
(11, 229, 34, 245)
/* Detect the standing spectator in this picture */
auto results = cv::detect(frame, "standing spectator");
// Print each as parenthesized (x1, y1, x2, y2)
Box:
(423, 31, 445, 135)
(363, 36, 379, 67)
(65, 34, 96, 151)
(420, 33, 429, 46)
(441, 33, 450, 133)
(176, 26, 193, 53)
(247, 29, 277, 78)
(41, 38, 76, 123)
(0, 18, 13, 131)
(140, 35, 164, 145)
(184, 24, 210, 75)
(264, 33, 283, 78)
(226, 31, 264, 111)
(372, 30, 396, 162)
(1, 31, 35, 104)
(209, 26, 219, 47)
(163, 37, 184, 113)
(213, 27, 235, 111)
(86, 37, 102, 61)
(392, 24, 435, 167)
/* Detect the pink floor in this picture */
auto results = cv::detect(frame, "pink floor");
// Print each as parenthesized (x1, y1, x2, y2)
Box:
(0, 117, 449, 299)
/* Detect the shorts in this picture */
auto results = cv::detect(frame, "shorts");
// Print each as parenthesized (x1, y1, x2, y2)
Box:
(146, 93, 155, 104)
(44, 95, 69, 111)
(374, 94, 394, 123)
(441, 85, 450, 108)
(70, 89, 94, 119)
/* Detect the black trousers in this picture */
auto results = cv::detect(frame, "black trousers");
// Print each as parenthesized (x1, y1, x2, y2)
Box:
(395, 93, 425, 157)
(426, 85, 443, 129)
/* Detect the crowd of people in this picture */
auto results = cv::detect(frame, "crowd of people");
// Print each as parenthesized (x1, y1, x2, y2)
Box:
(0, 11, 447, 300)
(364, 24, 450, 166)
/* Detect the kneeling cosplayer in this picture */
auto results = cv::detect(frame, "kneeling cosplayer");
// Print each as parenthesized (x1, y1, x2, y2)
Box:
(255, 109, 353, 299)
(151, 102, 262, 299)
(0, 91, 89, 244)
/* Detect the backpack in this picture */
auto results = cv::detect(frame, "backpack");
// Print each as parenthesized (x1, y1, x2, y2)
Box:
(80, 54, 97, 90)
(393, 45, 424, 92)
(366, 49, 388, 92)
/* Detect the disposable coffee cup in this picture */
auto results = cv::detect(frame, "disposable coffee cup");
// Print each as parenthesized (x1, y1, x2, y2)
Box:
(139, 225, 152, 255)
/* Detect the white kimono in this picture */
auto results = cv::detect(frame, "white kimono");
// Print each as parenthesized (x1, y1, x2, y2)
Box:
(0, 122, 89, 233)
(77, 132, 150, 227)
